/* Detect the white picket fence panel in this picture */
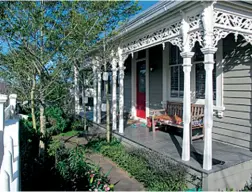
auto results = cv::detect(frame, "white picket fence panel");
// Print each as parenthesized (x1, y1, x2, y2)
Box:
(0, 94, 20, 192)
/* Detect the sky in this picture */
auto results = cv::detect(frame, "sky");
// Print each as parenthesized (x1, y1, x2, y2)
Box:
(0, 1, 158, 54)
(138, 1, 158, 11)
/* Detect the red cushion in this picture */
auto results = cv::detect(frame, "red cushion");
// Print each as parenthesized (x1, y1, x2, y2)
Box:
(173, 114, 183, 125)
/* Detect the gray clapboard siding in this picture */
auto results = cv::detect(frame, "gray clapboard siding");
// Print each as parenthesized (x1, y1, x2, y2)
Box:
(224, 84, 251, 91)
(213, 127, 252, 141)
(223, 77, 251, 84)
(214, 121, 251, 134)
(224, 103, 251, 112)
(224, 91, 251, 98)
(223, 70, 251, 78)
(149, 45, 163, 110)
(223, 110, 251, 120)
(214, 115, 251, 127)
(213, 134, 252, 149)
(213, 34, 252, 150)
(224, 97, 251, 105)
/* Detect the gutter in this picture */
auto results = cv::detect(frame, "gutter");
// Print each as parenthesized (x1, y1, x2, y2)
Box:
(115, 0, 185, 40)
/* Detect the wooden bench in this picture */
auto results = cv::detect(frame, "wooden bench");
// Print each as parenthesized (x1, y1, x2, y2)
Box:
(147, 102, 204, 140)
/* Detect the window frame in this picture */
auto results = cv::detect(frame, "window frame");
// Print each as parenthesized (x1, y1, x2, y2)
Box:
(167, 40, 225, 116)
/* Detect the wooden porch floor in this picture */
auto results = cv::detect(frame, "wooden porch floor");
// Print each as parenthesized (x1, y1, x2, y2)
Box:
(117, 122, 252, 174)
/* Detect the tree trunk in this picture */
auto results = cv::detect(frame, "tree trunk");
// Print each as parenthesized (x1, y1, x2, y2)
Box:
(31, 75, 36, 130)
(39, 90, 46, 158)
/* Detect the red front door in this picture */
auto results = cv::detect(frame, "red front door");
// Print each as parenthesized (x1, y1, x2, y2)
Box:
(136, 61, 146, 119)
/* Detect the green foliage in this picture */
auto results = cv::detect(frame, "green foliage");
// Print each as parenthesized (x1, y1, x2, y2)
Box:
(20, 118, 113, 191)
(71, 118, 83, 131)
(242, 175, 252, 191)
(48, 142, 113, 191)
(45, 106, 67, 135)
(58, 130, 79, 137)
(86, 136, 188, 191)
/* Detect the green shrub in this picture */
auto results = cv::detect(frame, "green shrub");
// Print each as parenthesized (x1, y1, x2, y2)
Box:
(48, 142, 114, 191)
(71, 119, 83, 131)
(20, 118, 113, 191)
(45, 106, 67, 135)
(86, 136, 188, 191)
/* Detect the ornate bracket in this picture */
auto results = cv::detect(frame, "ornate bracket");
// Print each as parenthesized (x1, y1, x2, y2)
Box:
(213, 10, 252, 46)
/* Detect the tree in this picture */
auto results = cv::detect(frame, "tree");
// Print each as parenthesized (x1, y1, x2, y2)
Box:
(0, 1, 140, 156)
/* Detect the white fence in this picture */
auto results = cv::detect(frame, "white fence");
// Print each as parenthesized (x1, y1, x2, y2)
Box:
(0, 94, 20, 191)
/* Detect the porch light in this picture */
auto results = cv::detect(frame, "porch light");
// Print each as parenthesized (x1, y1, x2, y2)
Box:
(84, 96, 88, 104)
(101, 103, 106, 112)
(103, 72, 109, 81)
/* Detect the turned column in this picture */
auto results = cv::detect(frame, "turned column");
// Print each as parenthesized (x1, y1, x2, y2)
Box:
(92, 66, 97, 123)
(181, 52, 194, 161)
(97, 70, 102, 124)
(201, 1, 216, 171)
(111, 59, 118, 131)
(201, 47, 217, 170)
(118, 48, 126, 134)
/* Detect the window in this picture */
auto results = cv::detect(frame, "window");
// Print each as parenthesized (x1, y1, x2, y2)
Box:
(195, 63, 216, 100)
(192, 43, 216, 100)
(168, 43, 217, 101)
(169, 44, 183, 98)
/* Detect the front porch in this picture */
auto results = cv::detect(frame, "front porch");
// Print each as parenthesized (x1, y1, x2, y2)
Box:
(83, 1, 252, 184)
(114, 122, 252, 190)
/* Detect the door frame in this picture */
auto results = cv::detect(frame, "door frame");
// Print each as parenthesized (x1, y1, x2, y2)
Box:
(131, 49, 149, 122)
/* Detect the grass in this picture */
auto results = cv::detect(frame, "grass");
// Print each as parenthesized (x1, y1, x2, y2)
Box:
(86, 136, 188, 191)
(57, 130, 80, 137)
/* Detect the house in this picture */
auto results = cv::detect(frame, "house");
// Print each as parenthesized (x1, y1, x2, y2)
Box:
(76, 1, 252, 190)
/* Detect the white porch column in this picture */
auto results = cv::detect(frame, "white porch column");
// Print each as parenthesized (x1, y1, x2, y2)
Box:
(131, 53, 137, 118)
(74, 65, 80, 114)
(146, 49, 150, 118)
(201, 47, 217, 170)
(201, 1, 217, 171)
(92, 65, 97, 123)
(181, 52, 194, 161)
(162, 43, 169, 107)
(111, 59, 118, 131)
(97, 70, 102, 124)
(118, 48, 126, 134)
(180, 11, 193, 161)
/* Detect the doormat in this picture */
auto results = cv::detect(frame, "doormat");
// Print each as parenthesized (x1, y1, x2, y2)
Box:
(127, 120, 146, 128)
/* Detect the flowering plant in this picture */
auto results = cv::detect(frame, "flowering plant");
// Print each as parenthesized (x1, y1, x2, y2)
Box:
(87, 169, 114, 191)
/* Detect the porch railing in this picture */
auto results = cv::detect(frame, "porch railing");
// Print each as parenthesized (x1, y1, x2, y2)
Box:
(0, 94, 20, 191)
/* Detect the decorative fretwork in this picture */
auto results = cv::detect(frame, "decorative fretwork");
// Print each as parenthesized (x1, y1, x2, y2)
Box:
(213, 10, 252, 46)
(243, 34, 252, 45)
(188, 14, 202, 31)
(189, 30, 204, 50)
(215, 11, 252, 32)
(122, 21, 182, 53)
(169, 36, 183, 51)
(213, 28, 229, 47)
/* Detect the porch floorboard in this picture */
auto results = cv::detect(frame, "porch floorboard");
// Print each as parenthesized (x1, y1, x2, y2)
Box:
(120, 124, 252, 174)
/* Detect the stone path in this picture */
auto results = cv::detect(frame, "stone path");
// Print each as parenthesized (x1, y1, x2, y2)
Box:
(57, 136, 145, 191)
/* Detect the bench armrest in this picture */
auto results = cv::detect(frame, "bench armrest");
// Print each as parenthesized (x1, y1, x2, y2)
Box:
(149, 109, 166, 116)
(191, 114, 204, 119)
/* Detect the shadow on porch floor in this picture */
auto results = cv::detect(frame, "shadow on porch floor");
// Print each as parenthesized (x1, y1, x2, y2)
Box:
(120, 122, 252, 174)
